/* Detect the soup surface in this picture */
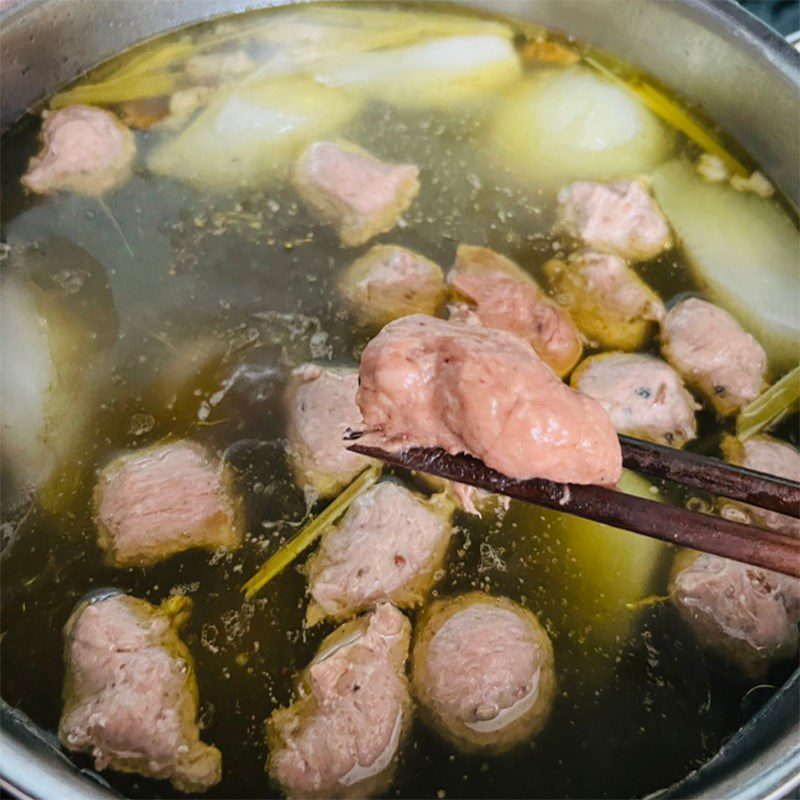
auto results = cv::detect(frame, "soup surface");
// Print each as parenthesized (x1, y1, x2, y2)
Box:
(1, 3, 798, 799)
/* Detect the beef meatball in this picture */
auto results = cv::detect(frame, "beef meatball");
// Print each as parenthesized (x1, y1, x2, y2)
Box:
(571, 352, 697, 447)
(721, 434, 800, 536)
(554, 178, 672, 262)
(411, 593, 555, 754)
(22, 105, 136, 196)
(449, 244, 583, 377)
(267, 603, 412, 799)
(59, 592, 221, 793)
(306, 481, 454, 624)
(669, 550, 800, 677)
(660, 298, 767, 416)
(544, 250, 665, 352)
(293, 140, 420, 247)
(285, 363, 377, 502)
(339, 244, 446, 328)
(93, 440, 242, 567)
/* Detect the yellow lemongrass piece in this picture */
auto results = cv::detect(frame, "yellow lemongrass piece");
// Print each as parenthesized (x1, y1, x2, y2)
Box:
(736, 366, 800, 441)
(50, 73, 178, 109)
(584, 55, 747, 177)
(242, 465, 381, 600)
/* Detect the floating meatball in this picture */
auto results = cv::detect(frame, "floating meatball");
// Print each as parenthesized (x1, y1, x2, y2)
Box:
(93, 440, 242, 568)
(339, 244, 446, 327)
(267, 603, 412, 799)
(285, 364, 377, 502)
(721, 434, 800, 536)
(306, 481, 453, 624)
(544, 250, 665, 351)
(412, 593, 555, 754)
(59, 592, 221, 793)
(22, 105, 136, 196)
(554, 178, 672, 262)
(660, 298, 767, 416)
(293, 140, 420, 247)
(571, 353, 697, 447)
(448, 244, 583, 377)
(357, 314, 621, 486)
(669, 551, 800, 677)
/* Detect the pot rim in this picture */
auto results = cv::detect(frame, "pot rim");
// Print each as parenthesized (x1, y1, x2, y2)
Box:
(0, 1, 797, 799)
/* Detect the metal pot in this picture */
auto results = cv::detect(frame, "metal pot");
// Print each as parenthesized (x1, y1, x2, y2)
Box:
(0, 1, 797, 798)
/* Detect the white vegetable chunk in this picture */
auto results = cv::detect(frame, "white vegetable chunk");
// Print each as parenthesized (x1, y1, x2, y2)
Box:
(652, 160, 799, 373)
(148, 77, 361, 189)
(313, 34, 521, 109)
(487, 67, 671, 191)
(0, 280, 54, 505)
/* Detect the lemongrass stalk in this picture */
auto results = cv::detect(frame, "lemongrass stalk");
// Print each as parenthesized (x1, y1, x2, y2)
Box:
(242, 465, 381, 600)
(736, 366, 800, 441)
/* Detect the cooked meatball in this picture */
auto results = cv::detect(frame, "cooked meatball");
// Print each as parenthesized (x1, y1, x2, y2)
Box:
(660, 298, 767, 416)
(285, 364, 377, 502)
(669, 550, 800, 677)
(554, 178, 672, 262)
(93, 440, 242, 568)
(449, 244, 582, 377)
(544, 250, 665, 351)
(571, 353, 697, 447)
(59, 592, 221, 793)
(411, 593, 555, 754)
(267, 603, 412, 799)
(721, 434, 800, 536)
(357, 314, 622, 486)
(293, 141, 420, 247)
(306, 481, 453, 624)
(22, 105, 136, 196)
(339, 244, 446, 327)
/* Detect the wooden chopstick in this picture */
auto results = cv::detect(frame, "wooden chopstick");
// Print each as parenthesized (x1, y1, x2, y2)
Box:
(619, 435, 800, 518)
(347, 443, 800, 578)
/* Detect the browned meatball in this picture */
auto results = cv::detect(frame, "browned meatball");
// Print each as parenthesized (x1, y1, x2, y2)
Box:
(669, 550, 800, 677)
(660, 298, 767, 416)
(93, 440, 242, 567)
(293, 141, 420, 247)
(22, 105, 135, 196)
(59, 592, 221, 793)
(412, 593, 555, 754)
(267, 604, 412, 799)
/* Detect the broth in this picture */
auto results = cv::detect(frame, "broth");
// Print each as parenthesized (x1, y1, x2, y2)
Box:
(1, 3, 798, 799)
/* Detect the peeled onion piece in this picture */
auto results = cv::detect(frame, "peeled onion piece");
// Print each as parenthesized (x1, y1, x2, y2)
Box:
(0, 280, 55, 508)
(652, 159, 799, 373)
(312, 33, 521, 109)
(147, 77, 361, 189)
(486, 67, 671, 191)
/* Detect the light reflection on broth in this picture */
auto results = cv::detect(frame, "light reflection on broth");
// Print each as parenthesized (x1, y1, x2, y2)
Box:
(1, 3, 798, 799)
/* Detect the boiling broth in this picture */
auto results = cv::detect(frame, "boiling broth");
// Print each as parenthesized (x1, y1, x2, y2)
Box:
(1, 3, 798, 799)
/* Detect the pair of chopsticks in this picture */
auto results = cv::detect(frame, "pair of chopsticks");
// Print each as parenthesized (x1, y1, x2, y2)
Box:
(348, 435, 800, 578)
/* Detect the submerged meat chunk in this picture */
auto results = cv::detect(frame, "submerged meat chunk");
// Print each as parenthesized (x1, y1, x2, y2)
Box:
(544, 250, 665, 351)
(357, 314, 621, 485)
(285, 364, 377, 502)
(660, 298, 767, 416)
(94, 440, 242, 567)
(669, 551, 800, 677)
(339, 244, 446, 327)
(554, 179, 672, 262)
(293, 141, 420, 247)
(449, 245, 583, 377)
(267, 604, 412, 799)
(306, 481, 453, 624)
(412, 593, 555, 754)
(22, 105, 135, 196)
(571, 353, 697, 447)
(721, 434, 800, 536)
(59, 593, 221, 793)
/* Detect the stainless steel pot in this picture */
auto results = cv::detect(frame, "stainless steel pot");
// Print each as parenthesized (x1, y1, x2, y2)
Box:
(1, 1, 798, 799)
